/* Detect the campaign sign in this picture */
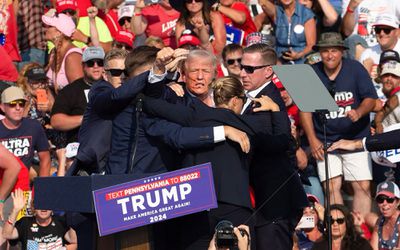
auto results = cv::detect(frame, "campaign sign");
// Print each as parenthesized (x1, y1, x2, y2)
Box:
(372, 124, 400, 167)
(225, 25, 244, 45)
(93, 163, 217, 236)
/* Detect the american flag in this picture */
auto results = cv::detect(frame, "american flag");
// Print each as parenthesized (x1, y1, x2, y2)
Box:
(27, 240, 39, 250)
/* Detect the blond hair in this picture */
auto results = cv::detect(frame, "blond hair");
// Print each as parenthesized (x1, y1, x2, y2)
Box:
(212, 76, 244, 106)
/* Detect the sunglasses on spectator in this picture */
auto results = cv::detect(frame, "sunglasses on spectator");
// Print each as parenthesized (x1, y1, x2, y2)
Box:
(106, 69, 128, 77)
(376, 195, 396, 204)
(374, 27, 395, 35)
(240, 64, 270, 74)
(114, 42, 133, 51)
(29, 80, 48, 87)
(85, 59, 104, 67)
(185, 0, 202, 3)
(329, 217, 345, 225)
(7, 100, 26, 108)
(61, 9, 77, 16)
(226, 58, 242, 65)
(118, 17, 131, 27)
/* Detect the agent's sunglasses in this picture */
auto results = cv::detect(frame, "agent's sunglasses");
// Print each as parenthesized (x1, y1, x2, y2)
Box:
(226, 58, 242, 65)
(106, 69, 128, 77)
(185, 0, 202, 3)
(85, 59, 104, 67)
(7, 100, 26, 108)
(374, 27, 395, 35)
(240, 64, 270, 74)
(329, 217, 345, 225)
(376, 195, 396, 204)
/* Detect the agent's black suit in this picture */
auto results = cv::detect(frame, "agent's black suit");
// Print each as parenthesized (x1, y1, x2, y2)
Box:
(143, 93, 292, 249)
(243, 82, 308, 250)
(365, 129, 400, 151)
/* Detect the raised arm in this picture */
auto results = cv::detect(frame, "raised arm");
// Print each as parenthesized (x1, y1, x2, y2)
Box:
(87, 7, 100, 47)
(212, 3, 246, 24)
(259, 0, 276, 22)
(2, 189, 25, 240)
(131, 0, 148, 35)
(210, 11, 227, 55)
(341, 0, 363, 36)
(0, 145, 20, 220)
(90, 71, 150, 115)
(318, 0, 339, 27)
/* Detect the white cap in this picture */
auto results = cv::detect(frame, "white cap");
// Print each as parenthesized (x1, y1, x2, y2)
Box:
(118, 5, 134, 21)
(381, 61, 400, 77)
(373, 13, 399, 29)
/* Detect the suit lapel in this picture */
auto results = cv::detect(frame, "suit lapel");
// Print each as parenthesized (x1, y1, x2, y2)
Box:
(243, 85, 273, 114)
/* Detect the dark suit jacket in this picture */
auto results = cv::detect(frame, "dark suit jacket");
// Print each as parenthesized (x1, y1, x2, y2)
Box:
(243, 82, 308, 221)
(108, 80, 216, 174)
(366, 129, 400, 152)
(76, 72, 150, 173)
(143, 94, 292, 210)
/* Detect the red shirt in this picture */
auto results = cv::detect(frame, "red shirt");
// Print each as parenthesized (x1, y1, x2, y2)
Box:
(98, 9, 120, 38)
(76, 0, 93, 17)
(142, 4, 179, 48)
(0, 45, 18, 82)
(2, 3, 21, 61)
(0, 157, 30, 192)
(220, 2, 257, 45)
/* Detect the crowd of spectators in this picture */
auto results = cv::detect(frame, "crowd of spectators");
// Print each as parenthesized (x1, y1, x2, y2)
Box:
(0, 0, 400, 249)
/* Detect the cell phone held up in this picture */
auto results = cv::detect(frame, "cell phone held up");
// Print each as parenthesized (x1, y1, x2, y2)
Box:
(36, 89, 48, 105)
(297, 215, 315, 229)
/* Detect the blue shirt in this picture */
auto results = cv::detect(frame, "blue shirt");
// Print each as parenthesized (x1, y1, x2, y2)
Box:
(311, 58, 378, 142)
(275, 2, 314, 64)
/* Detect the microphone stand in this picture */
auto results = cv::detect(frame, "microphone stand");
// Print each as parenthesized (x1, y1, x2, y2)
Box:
(316, 109, 332, 250)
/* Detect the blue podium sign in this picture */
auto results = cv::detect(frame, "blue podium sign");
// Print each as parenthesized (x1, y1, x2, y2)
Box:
(93, 163, 217, 236)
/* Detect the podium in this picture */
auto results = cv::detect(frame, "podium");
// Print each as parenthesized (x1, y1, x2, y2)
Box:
(34, 174, 156, 250)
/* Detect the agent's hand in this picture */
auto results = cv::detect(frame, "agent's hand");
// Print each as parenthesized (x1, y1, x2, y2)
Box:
(165, 48, 189, 72)
(167, 82, 184, 97)
(224, 126, 250, 153)
(153, 47, 175, 75)
(252, 95, 280, 112)
(328, 139, 363, 152)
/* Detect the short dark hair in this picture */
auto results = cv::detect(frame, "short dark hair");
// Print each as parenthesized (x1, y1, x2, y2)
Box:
(222, 44, 243, 61)
(125, 46, 160, 76)
(243, 43, 277, 65)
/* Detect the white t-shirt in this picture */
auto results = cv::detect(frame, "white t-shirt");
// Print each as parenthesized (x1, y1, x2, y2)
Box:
(342, 0, 400, 46)
(359, 40, 400, 102)
(360, 40, 400, 65)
